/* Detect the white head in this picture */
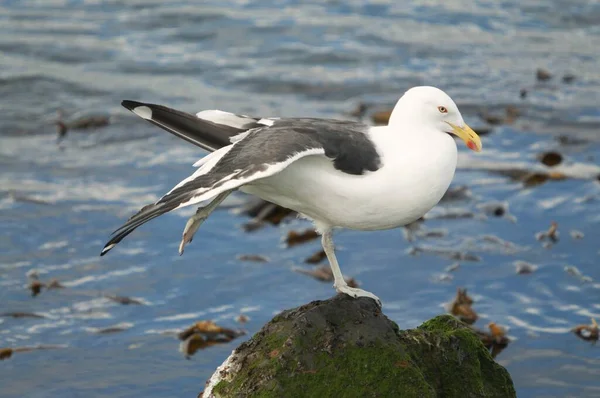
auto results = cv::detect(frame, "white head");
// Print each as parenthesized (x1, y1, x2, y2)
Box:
(388, 86, 482, 152)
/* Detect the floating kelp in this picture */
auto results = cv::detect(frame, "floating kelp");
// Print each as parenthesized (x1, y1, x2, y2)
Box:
(178, 320, 246, 358)
(28, 278, 65, 297)
(304, 249, 326, 264)
(7, 191, 53, 205)
(536, 68, 552, 82)
(29, 280, 44, 297)
(180, 334, 229, 357)
(178, 320, 244, 342)
(448, 288, 478, 325)
(235, 314, 250, 324)
(293, 265, 358, 288)
(523, 171, 567, 187)
(539, 151, 563, 167)
(86, 322, 133, 334)
(103, 294, 144, 305)
(460, 158, 600, 188)
(370, 109, 392, 125)
(237, 254, 270, 263)
(55, 109, 110, 143)
(0, 344, 67, 361)
(520, 88, 528, 98)
(409, 245, 481, 262)
(478, 105, 519, 126)
(285, 228, 319, 247)
(402, 221, 447, 242)
(572, 318, 598, 343)
(0, 312, 47, 319)
(440, 185, 472, 202)
(237, 198, 294, 231)
(474, 322, 510, 358)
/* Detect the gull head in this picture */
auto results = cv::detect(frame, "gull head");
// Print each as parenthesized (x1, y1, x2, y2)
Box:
(388, 86, 482, 152)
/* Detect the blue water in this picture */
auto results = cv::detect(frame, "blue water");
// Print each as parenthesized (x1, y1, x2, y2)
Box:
(1, 1, 600, 397)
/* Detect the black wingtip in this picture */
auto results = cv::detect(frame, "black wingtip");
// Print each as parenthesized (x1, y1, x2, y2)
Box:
(121, 100, 145, 112)
(99, 202, 172, 257)
(100, 242, 116, 256)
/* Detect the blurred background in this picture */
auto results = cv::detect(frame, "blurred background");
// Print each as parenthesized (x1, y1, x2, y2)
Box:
(1, 0, 600, 397)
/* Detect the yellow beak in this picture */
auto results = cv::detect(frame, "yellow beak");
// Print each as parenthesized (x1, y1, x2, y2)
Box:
(446, 122, 482, 152)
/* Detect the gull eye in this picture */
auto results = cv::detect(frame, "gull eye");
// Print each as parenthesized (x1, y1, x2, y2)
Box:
(438, 106, 448, 114)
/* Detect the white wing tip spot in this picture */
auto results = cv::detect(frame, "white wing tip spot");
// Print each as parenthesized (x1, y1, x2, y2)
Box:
(258, 118, 274, 126)
(133, 106, 152, 120)
(101, 243, 116, 255)
(196, 110, 225, 119)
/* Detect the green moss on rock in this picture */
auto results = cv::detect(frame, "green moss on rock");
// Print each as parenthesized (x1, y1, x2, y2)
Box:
(400, 315, 515, 398)
(206, 295, 515, 398)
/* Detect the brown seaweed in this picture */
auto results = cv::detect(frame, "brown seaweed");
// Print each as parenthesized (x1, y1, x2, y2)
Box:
(0, 344, 67, 360)
(0, 312, 47, 319)
(409, 245, 481, 262)
(55, 109, 110, 143)
(285, 229, 319, 247)
(239, 198, 294, 231)
(449, 288, 478, 325)
(235, 314, 250, 324)
(305, 249, 327, 264)
(293, 265, 358, 288)
(237, 254, 270, 263)
(536, 68, 552, 82)
(539, 151, 563, 167)
(572, 318, 598, 344)
(473, 323, 510, 358)
(103, 295, 144, 305)
(178, 320, 246, 358)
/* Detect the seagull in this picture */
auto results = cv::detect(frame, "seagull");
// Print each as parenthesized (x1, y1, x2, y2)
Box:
(100, 86, 482, 307)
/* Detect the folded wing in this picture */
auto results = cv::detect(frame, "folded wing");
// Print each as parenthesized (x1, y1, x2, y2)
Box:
(102, 106, 381, 256)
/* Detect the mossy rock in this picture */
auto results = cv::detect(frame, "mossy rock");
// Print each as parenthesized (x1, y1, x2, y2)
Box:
(203, 294, 515, 398)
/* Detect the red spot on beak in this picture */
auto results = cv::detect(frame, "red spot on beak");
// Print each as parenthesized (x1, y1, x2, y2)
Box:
(467, 140, 477, 151)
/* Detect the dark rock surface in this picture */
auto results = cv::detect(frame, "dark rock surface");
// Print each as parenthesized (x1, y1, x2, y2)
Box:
(202, 294, 515, 397)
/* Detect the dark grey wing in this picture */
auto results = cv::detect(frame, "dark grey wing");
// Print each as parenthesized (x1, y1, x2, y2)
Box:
(241, 118, 382, 175)
(161, 118, 382, 204)
(101, 117, 381, 255)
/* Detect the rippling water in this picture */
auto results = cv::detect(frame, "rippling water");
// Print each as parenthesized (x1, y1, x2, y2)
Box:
(2, 1, 600, 397)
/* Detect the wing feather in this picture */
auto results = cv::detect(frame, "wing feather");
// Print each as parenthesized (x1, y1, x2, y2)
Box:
(100, 145, 324, 255)
(102, 106, 381, 256)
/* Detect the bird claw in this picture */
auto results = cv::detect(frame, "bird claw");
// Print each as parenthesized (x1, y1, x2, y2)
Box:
(177, 192, 232, 256)
(178, 213, 207, 256)
(335, 285, 382, 308)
